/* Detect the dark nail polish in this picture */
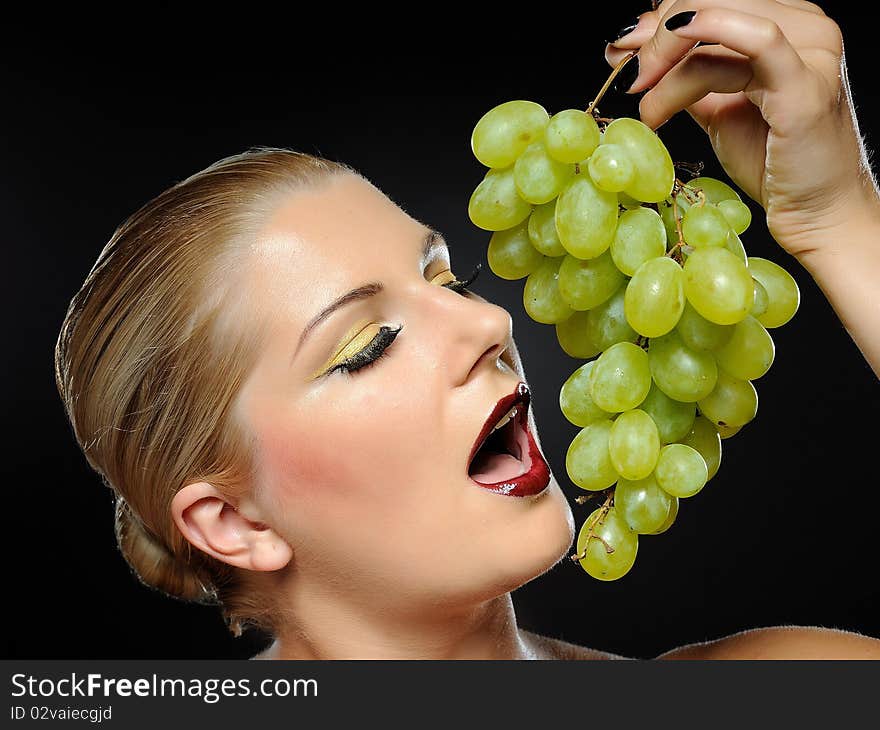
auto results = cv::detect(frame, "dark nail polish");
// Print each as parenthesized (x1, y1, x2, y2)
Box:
(665, 10, 696, 31)
(610, 19, 639, 43)
(613, 55, 640, 93)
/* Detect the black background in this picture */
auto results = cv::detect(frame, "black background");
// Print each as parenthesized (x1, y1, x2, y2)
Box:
(5, 2, 878, 660)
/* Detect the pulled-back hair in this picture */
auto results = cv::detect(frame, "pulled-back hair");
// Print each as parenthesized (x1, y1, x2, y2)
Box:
(54, 147, 358, 637)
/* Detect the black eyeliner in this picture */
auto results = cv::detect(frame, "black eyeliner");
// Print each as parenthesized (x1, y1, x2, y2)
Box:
(330, 324, 403, 375)
(328, 262, 480, 377)
(442, 262, 481, 294)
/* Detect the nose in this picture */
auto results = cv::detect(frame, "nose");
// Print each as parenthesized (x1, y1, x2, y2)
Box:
(430, 288, 514, 387)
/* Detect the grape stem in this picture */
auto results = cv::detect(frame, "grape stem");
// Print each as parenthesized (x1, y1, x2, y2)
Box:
(665, 178, 707, 265)
(569, 491, 616, 562)
(664, 194, 687, 265)
(674, 178, 706, 206)
(586, 51, 638, 116)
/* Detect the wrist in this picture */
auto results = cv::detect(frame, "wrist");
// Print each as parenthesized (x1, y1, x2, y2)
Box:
(792, 188, 880, 274)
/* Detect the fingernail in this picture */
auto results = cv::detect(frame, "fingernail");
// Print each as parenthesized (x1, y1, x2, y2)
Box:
(609, 18, 639, 44)
(665, 10, 696, 31)
(613, 55, 640, 93)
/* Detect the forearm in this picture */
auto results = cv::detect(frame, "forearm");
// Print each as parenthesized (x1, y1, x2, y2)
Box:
(795, 205, 880, 378)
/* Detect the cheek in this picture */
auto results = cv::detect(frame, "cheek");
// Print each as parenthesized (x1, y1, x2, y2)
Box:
(253, 384, 431, 523)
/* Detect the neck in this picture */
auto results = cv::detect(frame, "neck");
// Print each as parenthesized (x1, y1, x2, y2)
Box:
(253, 588, 539, 660)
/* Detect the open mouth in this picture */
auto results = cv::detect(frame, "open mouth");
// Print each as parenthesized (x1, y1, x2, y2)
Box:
(467, 382, 550, 497)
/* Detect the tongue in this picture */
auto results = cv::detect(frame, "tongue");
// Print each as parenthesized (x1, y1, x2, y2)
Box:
(469, 449, 527, 484)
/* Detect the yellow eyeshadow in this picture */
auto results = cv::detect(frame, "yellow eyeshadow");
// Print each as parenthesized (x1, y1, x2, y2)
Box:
(309, 269, 455, 379)
(311, 321, 381, 379)
(431, 269, 456, 286)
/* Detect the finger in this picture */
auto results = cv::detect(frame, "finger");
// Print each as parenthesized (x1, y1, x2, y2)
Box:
(775, 0, 826, 14)
(626, 0, 836, 94)
(605, 0, 804, 66)
(604, 43, 642, 69)
(608, 12, 659, 50)
(655, 0, 823, 18)
(638, 46, 754, 129)
(606, 0, 823, 69)
(686, 91, 751, 132)
(633, 7, 809, 96)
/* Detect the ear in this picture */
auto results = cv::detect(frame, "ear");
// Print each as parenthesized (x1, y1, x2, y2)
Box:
(170, 482, 292, 572)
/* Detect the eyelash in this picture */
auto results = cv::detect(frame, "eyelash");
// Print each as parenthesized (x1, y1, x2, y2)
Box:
(439, 262, 481, 296)
(329, 263, 482, 377)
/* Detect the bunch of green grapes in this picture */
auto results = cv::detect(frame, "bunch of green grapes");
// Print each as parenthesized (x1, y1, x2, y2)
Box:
(468, 99, 800, 582)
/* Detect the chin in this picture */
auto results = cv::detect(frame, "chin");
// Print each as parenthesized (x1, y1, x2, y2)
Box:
(528, 475, 576, 571)
(487, 475, 576, 595)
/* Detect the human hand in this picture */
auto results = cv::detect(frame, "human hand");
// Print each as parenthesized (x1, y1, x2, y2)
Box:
(605, 1, 880, 262)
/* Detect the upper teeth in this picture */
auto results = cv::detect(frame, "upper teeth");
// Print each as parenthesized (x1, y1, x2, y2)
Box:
(492, 406, 518, 432)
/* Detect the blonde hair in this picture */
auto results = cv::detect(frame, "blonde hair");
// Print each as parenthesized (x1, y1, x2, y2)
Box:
(54, 147, 358, 637)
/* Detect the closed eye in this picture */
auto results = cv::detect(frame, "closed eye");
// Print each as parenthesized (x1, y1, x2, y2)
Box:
(328, 261, 481, 377)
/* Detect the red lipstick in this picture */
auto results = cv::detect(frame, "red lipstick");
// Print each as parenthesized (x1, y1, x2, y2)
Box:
(467, 382, 551, 497)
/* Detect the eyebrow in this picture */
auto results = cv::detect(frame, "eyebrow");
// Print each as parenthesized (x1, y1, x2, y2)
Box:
(292, 229, 448, 364)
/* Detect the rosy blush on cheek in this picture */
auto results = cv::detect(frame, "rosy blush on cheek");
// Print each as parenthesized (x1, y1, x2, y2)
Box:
(256, 419, 352, 498)
(252, 388, 399, 509)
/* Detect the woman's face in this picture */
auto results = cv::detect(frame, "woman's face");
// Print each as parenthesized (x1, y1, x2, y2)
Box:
(234, 173, 574, 615)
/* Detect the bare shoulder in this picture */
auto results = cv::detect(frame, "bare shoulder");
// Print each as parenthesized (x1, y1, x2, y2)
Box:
(656, 625, 880, 660)
(521, 629, 631, 660)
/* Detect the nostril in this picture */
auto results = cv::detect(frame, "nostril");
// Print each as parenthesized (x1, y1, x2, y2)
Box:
(467, 344, 503, 382)
(482, 343, 502, 364)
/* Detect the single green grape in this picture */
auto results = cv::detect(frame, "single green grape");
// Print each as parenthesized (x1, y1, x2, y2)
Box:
(685, 176, 741, 204)
(560, 361, 611, 427)
(585, 286, 639, 351)
(589, 342, 652, 412)
(654, 443, 708, 498)
(676, 300, 734, 351)
(711, 315, 775, 381)
(681, 203, 730, 248)
(615, 473, 673, 533)
(545, 109, 600, 164)
(566, 419, 619, 491)
(555, 173, 619, 258)
(523, 255, 575, 324)
(610, 207, 667, 277)
(587, 143, 635, 192)
(468, 166, 533, 231)
(558, 251, 626, 311)
(608, 409, 661, 481)
(680, 416, 722, 480)
(603, 118, 675, 203)
(717, 199, 752, 235)
(528, 200, 566, 257)
(751, 278, 770, 318)
(648, 329, 718, 402)
(683, 247, 755, 325)
(697, 368, 759, 428)
(726, 230, 748, 262)
(624, 256, 685, 338)
(575, 507, 638, 580)
(471, 100, 550, 169)
(514, 141, 575, 204)
(556, 310, 602, 359)
(648, 495, 679, 535)
(747, 257, 801, 328)
(636, 382, 696, 444)
(487, 220, 544, 280)
(715, 422, 742, 439)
